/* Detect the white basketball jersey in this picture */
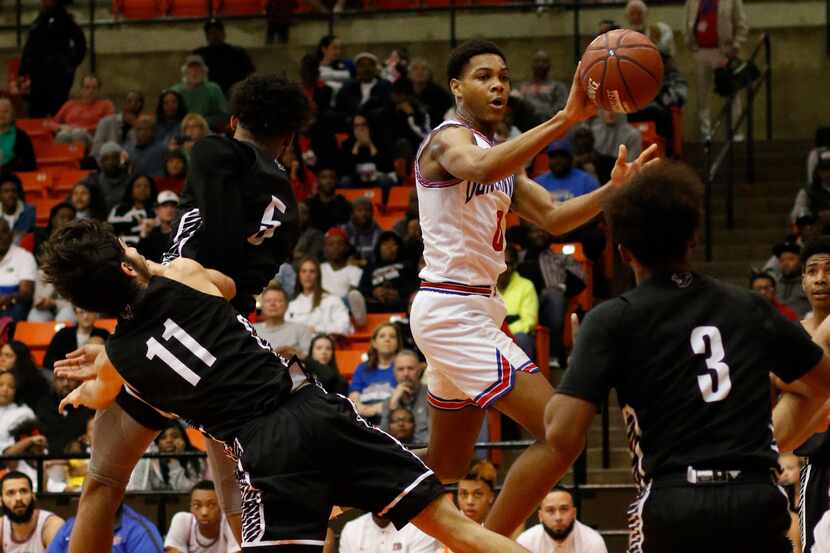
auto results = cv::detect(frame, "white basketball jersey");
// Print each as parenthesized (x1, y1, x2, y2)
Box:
(1, 509, 54, 553)
(415, 120, 514, 286)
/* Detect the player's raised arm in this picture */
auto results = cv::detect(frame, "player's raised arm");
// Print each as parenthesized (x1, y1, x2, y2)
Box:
(58, 349, 124, 413)
(164, 257, 235, 301)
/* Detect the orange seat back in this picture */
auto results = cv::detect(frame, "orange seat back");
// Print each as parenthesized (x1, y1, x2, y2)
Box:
(337, 187, 383, 209)
(335, 349, 366, 380)
(386, 186, 413, 213)
(16, 172, 52, 199)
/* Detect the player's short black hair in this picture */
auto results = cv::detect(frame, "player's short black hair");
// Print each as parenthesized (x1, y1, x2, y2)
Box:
(604, 161, 703, 270)
(39, 219, 139, 317)
(749, 270, 776, 288)
(230, 75, 310, 141)
(0, 471, 32, 491)
(191, 480, 216, 493)
(801, 236, 830, 266)
(446, 40, 506, 84)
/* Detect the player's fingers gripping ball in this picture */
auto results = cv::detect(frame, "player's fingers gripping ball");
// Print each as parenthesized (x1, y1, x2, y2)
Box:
(580, 29, 664, 113)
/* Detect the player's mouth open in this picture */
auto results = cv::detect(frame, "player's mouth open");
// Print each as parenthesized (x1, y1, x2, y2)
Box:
(489, 98, 506, 109)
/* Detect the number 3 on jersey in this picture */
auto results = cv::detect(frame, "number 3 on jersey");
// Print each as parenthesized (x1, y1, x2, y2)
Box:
(690, 326, 732, 403)
(492, 210, 505, 252)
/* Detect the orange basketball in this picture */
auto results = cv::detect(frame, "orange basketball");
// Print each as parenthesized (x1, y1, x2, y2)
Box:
(579, 29, 664, 113)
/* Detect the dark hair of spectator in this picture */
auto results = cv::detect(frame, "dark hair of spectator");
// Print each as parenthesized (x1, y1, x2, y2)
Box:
(366, 322, 402, 370)
(308, 334, 338, 373)
(0, 470, 32, 491)
(390, 406, 414, 421)
(749, 271, 776, 288)
(462, 459, 497, 492)
(316, 35, 338, 58)
(46, 202, 76, 236)
(296, 257, 324, 309)
(0, 172, 25, 202)
(801, 236, 830, 266)
(9, 417, 43, 442)
(156, 89, 188, 123)
(121, 174, 157, 210)
(230, 75, 310, 141)
(192, 480, 215, 493)
(155, 420, 201, 486)
(300, 53, 321, 86)
(68, 182, 107, 222)
(374, 231, 404, 264)
(40, 219, 140, 317)
(604, 161, 702, 270)
(163, 149, 189, 177)
(5, 342, 40, 401)
(446, 40, 507, 84)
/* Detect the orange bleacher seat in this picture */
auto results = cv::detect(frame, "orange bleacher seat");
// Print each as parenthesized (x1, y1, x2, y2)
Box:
(113, 0, 168, 18)
(346, 312, 405, 347)
(338, 187, 382, 208)
(220, 0, 264, 15)
(16, 172, 52, 199)
(45, 168, 93, 194)
(385, 186, 413, 213)
(32, 197, 64, 226)
(375, 212, 399, 231)
(35, 142, 83, 169)
(168, 0, 220, 16)
(15, 119, 49, 138)
(14, 321, 61, 365)
(95, 319, 117, 333)
(335, 349, 366, 380)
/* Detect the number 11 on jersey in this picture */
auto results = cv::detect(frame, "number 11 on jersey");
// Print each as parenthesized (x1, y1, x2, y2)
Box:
(146, 319, 217, 386)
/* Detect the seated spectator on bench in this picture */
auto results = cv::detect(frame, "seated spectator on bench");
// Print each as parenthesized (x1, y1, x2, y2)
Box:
(91, 90, 144, 159)
(173, 113, 211, 157)
(589, 110, 642, 161)
(458, 460, 497, 526)
(82, 141, 132, 211)
(170, 55, 228, 127)
(517, 488, 608, 553)
(28, 269, 75, 322)
(107, 174, 156, 246)
(47, 75, 115, 145)
(767, 241, 811, 319)
(387, 406, 416, 445)
(165, 480, 240, 553)
(0, 220, 35, 321)
(126, 115, 167, 178)
(306, 334, 348, 395)
(535, 141, 599, 203)
(341, 197, 382, 265)
(254, 284, 313, 358)
(339, 510, 435, 553)
(68, 182, 107, 222)
(348, 323, 402, 424)
(155, 89, 188, 147)
(155, 149, 187, 194)
(0, 470, 64, 547)
(0, 371, 36, 451)
(338, 114, 394, 188)
(43, 307, 109, 372)
(147, 421, 205, 492)
(408, 57, 452, 131)
(0, 98, 36, 172)
(750, 271, 798, 322)
(497, 247, 539, 358)
(321, 227, 367, 326)
(3, 418, 54, 491)
(379, 350, 428, 444)
(33, 202, 75, 259)
(359, 231, 416, 313)
(48, 502, 165, 553)
(316, 35, 352, 94)
(287, 257, 353, 337)
(0, 173, 35, 245)
(137, 190, 179, 263)
(307, 166, 352, 232)
(517, 50, 568, 124)
(335, 52, 391, 122)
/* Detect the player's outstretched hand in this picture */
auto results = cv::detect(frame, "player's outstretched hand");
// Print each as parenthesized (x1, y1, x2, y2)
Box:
(53, 344, 105, 382)
(58, 384, 86, 415)
(561, 63, 598, 124)
(609, 143, 660, 188)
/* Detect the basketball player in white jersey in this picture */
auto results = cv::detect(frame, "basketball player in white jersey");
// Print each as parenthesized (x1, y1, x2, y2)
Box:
(411, 39, 658, 536)
(0, 471, 63, 552)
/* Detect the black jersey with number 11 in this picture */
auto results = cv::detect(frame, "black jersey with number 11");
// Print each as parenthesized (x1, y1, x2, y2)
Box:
(557, 272, 823, 487)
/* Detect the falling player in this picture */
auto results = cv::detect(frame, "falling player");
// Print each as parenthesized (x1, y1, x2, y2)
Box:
(411, 39, 658, 535)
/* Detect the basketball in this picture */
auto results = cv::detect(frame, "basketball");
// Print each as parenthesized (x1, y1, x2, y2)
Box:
(579, 29, 664, 113)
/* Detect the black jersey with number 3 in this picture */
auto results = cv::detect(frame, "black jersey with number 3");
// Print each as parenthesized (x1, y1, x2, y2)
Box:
(558, 272, 823, 485)
(105, 276, 301, 443)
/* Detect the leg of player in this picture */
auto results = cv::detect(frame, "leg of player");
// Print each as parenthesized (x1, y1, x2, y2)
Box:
(70, 478, 127, 553)
(411, 494, 531, 553)
(485, 371, 558, 536)
(421, 406, 487, 482)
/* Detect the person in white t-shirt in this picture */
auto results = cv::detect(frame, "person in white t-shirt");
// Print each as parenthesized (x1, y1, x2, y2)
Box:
(338, 512, 435, 553)
(517, 488, 607, 553)
(164, 480, 240, 553)
(287, 257, 353, 337)
(320, 227, 366, 326)
(0, 219, 36, 321)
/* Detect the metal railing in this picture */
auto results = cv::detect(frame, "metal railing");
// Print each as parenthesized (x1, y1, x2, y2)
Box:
(703, 33, 773, 262)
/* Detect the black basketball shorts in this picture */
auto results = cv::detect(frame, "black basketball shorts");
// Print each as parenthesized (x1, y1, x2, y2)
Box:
(231, 384, 446, 552)
(627, 478, 791, 553)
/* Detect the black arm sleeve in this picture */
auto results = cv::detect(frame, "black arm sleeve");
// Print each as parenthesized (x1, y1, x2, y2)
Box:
(756, 295, 824, 383)
(556, 298, 627, 407)
(69, 19, 87, 68)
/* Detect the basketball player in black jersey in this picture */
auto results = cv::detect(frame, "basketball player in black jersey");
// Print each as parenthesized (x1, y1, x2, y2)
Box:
(41, 219, 531, 553)
(542, 162, 830, 553)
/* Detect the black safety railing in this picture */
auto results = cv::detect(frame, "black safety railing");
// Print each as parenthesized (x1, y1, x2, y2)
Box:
(703, 32, 773, 262)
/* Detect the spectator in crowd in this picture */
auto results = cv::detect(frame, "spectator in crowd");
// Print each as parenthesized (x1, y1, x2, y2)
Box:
(0, 471, 63, 548)
(589, 111, 642, 161)
(174, 113, 211, 158)
(0, 98, 36, 172)
(597, 19, 620, 35)
(517, 50, 568, 123)
(299, 53, 339, 165)
(348, 322, 402, 423)
(317, 35, 352, 93)
(47, 502, 165, 553)
(0, 341, 48, 410)
(382, 79, 432, 154)
(335, 52, 392, 120)
(254, 284, 313, 358)
(155, 149, 188, 194)
(379, 349, 428, 444)
(287, 257, 353, 336)
(497, 247, 539, 358)
(339, 511, 436, 553)
(408, 58, 452, 130)
(571, 127, 615, 185)
(47, 75, 115, 144)
(155, 89, 189, 146)
(33, 374, 92, 457)
(393, 188, 419, 238)
(136, 190, 178, 263)
(91, 90, 144, 159)
(165, 480, 240, 553)
(3, 418, 52, 491)
(685, 0, 749, 140)
(339, 114, 394, 188)
(68, 182, 106, 222)
(126, 115, 167, 177)
(43, 307, 109, 371)
(18, 0, 87, 118)
(0, 371, 36, 450)
(778, 452, 801, 522)
(28, 266, 75, 322)
(148, 422, 204, 492)
(769, 241, 811, 318)
(301, 52, 335, 124)
(0, 173, 36, 244)
(342, 197, 382, 264)
(83, 144, 132, 212)
(359, 230, 417, 313)
(793, 150, 830, 227)
(625, 0, 676, 56)
(457, 460, 497, 525)
(321, 227, 367, 325)
(193, 18, 255, 97)
(283, 140, 316, 203)
(294, 202, 324, 262)
(0, 220, 35, 321)
(750, 271, 797, 322)
(307, 166, 352, 232)
(516, 488, 608, 553)
(170, 55, 228, 126)
(387, 406, 416, 444)
(306, 333, 348, 395)
(108, 174, 156, 246)
(33, 201, 75, 259)
(535, 140, 600, 202)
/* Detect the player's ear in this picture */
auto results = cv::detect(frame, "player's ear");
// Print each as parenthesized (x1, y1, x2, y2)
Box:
(120, 261, 138, 278)
(228, 115, 239, 131)
(449, 78, 462, 101)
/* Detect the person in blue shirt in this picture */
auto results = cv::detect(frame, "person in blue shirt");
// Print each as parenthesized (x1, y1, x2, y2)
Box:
(348, 322, 402, 425)
(535, 140, 599, 203)
(46, 503, 163, 553)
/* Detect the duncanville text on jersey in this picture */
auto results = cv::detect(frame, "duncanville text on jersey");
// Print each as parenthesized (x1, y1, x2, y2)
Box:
(465, 177, 514, 203)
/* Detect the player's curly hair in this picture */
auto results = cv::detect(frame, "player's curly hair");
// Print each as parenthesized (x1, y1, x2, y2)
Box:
(446, 40, 506, 84)
(604, 161, 702, 270)
(229, 74, 310, 141)
(39, 219, 139, 317)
